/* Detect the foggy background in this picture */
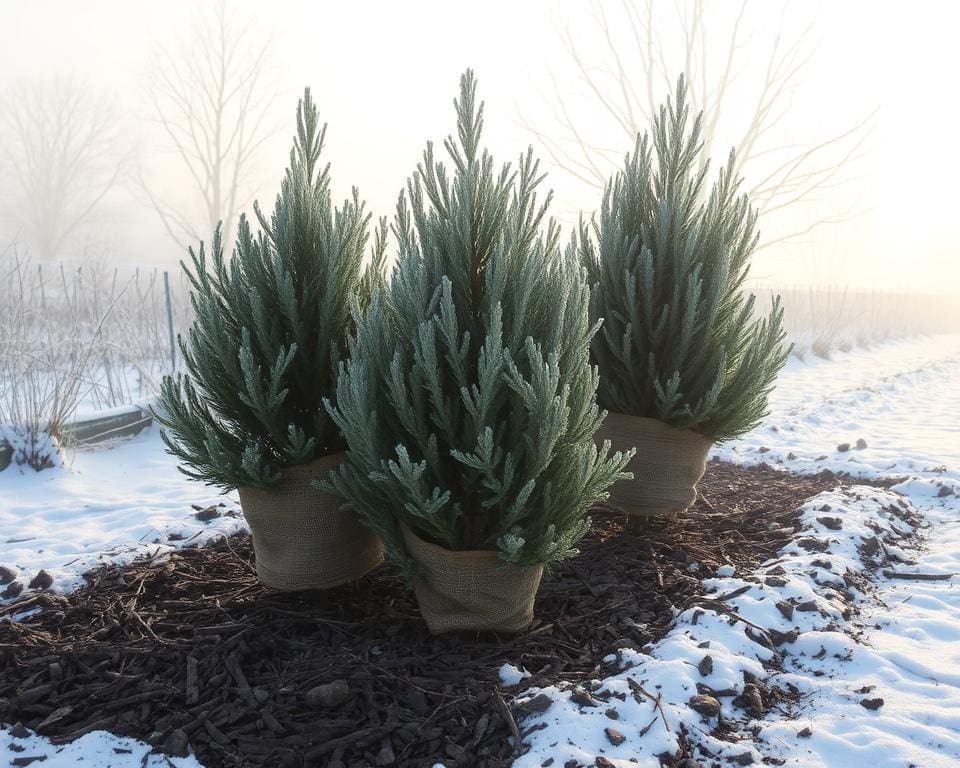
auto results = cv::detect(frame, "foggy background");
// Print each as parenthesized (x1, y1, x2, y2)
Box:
(1, 0, 957, 295)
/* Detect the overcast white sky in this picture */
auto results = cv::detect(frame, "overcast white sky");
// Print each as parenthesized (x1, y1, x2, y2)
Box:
(2, 0, 958, 294)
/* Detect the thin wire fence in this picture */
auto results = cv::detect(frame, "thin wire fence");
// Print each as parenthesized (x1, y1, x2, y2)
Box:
(2, 246, 958, 433)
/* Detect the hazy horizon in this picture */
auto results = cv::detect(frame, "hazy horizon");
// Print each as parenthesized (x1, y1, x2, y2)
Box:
(2, 0, 958, 296)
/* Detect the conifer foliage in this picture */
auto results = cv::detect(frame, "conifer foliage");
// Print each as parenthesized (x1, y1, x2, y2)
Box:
(574, 76, 789, 441)
(326, 71, 629, 568)
(156, 89, 385, 490)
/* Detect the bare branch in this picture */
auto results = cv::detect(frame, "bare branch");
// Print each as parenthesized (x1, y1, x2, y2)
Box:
(524, 0, 875, 247)
(136, 0, 280, 249)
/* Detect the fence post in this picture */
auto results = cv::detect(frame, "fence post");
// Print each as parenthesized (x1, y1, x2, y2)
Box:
(163, 270, 176, 372)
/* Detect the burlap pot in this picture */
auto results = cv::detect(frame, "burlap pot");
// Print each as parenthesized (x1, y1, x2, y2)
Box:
(401, 525, 543, 634)
(237, 453, 383, 591)
(598, 412, 714, 518)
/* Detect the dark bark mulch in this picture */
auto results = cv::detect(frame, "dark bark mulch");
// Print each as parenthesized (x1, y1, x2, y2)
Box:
(1, 462, 843, 768)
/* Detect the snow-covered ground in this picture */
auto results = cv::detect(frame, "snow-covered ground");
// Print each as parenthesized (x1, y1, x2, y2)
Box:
(0, 428, 241, 600)
(2, 333, 959, 766)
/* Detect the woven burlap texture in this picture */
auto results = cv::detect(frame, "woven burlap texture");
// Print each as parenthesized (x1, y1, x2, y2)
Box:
(598, 412, 713, 517)
(238, 453, 383, 591)
(401, 525, 543, 634)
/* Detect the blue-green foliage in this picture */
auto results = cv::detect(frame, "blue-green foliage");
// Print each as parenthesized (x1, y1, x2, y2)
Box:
(325, 71, 630, 568)
(156, 89, 385, 490)
(575, 76, 790, 441)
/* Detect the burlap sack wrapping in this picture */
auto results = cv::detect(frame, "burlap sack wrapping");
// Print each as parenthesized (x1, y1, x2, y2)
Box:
(238, 453, 383, 591)
(401, 525, 543, 634)
(598, 412, 713, 517)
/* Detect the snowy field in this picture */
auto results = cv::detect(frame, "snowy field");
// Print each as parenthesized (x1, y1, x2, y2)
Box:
(2, 333, 959, 766)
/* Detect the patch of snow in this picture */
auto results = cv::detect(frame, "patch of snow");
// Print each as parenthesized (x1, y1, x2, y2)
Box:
(0, 425, 242, 602)
(0, 726, 202, 767)
(499, 663, 530, 686)
(511, 485, 924, 767)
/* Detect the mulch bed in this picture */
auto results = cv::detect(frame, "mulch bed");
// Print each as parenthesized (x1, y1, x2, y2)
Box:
(0, 462, 848, 767)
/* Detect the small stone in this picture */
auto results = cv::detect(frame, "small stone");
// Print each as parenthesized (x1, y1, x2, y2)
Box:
(811, 559, 833, 570)
(677, 760, 703, 768)
(521, 693, 554, 715)
(195, 506, 221, 521)
(604, 707, 619, 720)
(605, 727, 626, 746)
(855, 438, 868, 450)
(937, 485, 954, 498)
(798, 726, 813, 738)
(796, 600, 819, 612)
(9, 722, 30, 739)
(733, 753, 755, 766)
(164, 729, 189, 758)
(797, 537, 829, 553)
(859, 697, 884, 710)
(570, 688, 598, 707)
(376, 738, 396, 766)
(776, 601, 794, 620)
(735, 684, 764, 718)
(817, 516, 843, 530)
(3, 581, 24, 599)
(687, 694, 720, 717)
(765, 575, 788, 587)
(837, 442, 850, 452)
(541, 760, 554, 768)
(564, 760, 579, 768)
(860, 536, 881, 557)
(595, 758, 616, 768)
(768, 628, 800, 645)
(304, 679, 351, 709)
(697, 655, 713, 677)
(787, 452, 798, 461)
(28, 570, 53, 590)
(0, 565, 17, 584)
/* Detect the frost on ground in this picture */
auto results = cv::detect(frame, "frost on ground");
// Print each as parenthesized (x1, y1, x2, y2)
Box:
(509, 334, 960, 767)
(2, 334, 959, 766)
(0, 427, 242, 601)
(510, 486, 935, 767)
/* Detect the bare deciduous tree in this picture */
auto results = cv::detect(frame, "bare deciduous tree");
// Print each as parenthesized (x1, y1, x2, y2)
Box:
(137, 0, 279, 247)
(0, 78, 125, 261)
(523, 0, 876, 248)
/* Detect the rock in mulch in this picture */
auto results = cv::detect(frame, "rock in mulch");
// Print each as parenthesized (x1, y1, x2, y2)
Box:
(697, 655, 713, 677)
(163, 728, 190, 758)
(817, 516, 843, 530)
(688, 694, 721, 718)
(194, 505, 221, 522)
(604, 726, 626, 746)
(28, 570, 53, 590)
(304, 679, 351, 709)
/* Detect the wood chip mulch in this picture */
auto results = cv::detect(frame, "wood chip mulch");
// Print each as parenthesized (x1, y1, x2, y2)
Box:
(0, 462, 847, 768)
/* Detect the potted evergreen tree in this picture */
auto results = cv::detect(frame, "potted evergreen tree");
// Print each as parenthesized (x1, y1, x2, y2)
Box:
(325, 71, 630, 634)
(574, 76, 790, 521)
(155, 89, 385, 590)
